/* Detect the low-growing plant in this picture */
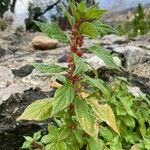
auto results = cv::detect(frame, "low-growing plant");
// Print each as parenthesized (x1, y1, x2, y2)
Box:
(17, 1, 150, 149)
(118, 3, 150, 37)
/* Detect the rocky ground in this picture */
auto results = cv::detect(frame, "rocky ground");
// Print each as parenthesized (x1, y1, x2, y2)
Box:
(0, 30, 150, 149)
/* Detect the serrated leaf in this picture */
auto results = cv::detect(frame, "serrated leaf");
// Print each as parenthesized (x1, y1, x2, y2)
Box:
(121, 116, 135, 128)
(56, 141, 68, 150)
(99, 126, 114, 142)
(84, 75, 110, 96)
(74, 54, 88, 75)
(74, 130, 84, 148)
(45, 142, 56, 150)
(33, 131, 41, 141)
(77, 1, 87, 14)
(85, 5, 107, 20)
(87, 45, 119, 69)
(61, 4, 75, 27)
(33, 63, 67, 74)
(88, 98, 119, 134)
(79, 22, 98, 38)
(120, 96, 135, 118)
(75, 99, 99, 138)
(58, 127, 71, 141)
(41, 134, 53, 144)
(17, 98, 53, 121)
(87, 137, 105, 150)
(51, 81, 75, 116)
(22, 141, 32, 149)
(108, 136, 122, 150)
(92, 20, 117, 36)
(34, 21, 69, 43)
(68, 0, 80, 20)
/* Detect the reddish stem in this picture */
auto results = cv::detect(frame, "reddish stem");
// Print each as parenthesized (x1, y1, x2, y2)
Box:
(66, 17, 85, 84)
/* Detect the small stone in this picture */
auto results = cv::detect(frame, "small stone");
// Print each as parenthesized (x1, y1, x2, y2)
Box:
(58, 54, 67, 63)
(32, 36, 58, 50)
(12, 65, 34, 77)
(0, 48, 6, 59)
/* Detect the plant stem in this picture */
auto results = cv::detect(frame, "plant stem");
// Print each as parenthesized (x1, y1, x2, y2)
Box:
(66, 17, 84, 84)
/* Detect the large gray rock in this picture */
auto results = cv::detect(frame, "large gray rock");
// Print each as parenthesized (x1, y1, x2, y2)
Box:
(113, 46, 150, 66)
(101, 34, 128, 45)
(0, 66, 14, 88)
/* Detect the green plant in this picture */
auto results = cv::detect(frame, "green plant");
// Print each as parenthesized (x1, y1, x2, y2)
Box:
(118, 3, 150, 37)
(17, 1, 150, 150)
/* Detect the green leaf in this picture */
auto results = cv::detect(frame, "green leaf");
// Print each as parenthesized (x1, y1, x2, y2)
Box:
(51, 81, 75, 116)
(77, 1, 87, 14)
(121, 116, 135, 128)
(74, 130, 84, 148)
(108, 136, 122, 150)
(23, 136, 33, 142)
(85, 5, 107, 20)
(33, 63, 67, 74)
(22, 141, 32, 149)
(68, 0, 80, 20)
(88, 98, 120, 134)
(61, 4, 75, 27)
(87, 45, 119, 69)
(17, 98, 53, 121)
(56, 141, 68, 150)
(41, 134, 53, 144)
(58, 127, 71, 141)
(120, 96, 135, 118)
(74, 54, 88, 75)
(92, 20, 117, 36)
(34, 21, 69, 43)
(87, 137, 105, 150)
(75, 99, 99, 138)
(84, 75, 110, 96)
(33, 131, 41, 141)
(99, 126, 114, 142)
(79, 22, 98, 38)
(45, 142, 56, 150)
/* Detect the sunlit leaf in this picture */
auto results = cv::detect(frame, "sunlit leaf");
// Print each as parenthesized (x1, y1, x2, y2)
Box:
(17, 98, 53, 121)
(85, 5, 107, 20)
(22, 141, 32, 149)
(51, 81, 75, 116)
(88, 98, 120, 134)
(34, 21, 69, 43)
(75, 98, 99, 138)
(33, 131, 41, 140)
(79, 22, 98, 38)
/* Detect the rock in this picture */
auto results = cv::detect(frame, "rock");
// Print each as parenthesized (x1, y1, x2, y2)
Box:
(0, 82, 32, 105)
(32, 36, 58, 50)
(84, 53, 122, 69)
(0, 48, 6, 58)
(0, 66, 14, 88)
(0, 88, 54, 150)
(12, 65, 34, 77)
(58, 54, 67, 63)
(102, 34, 128, 44)
(113, 46, 150, 66)
(128, 86, 144, 98)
